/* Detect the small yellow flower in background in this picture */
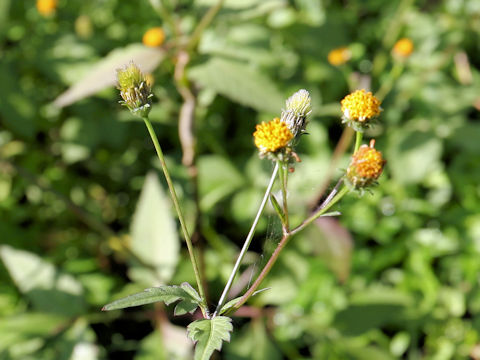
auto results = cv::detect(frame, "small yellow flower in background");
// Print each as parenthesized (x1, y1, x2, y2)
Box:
(117, 62, 153, 117)
(254, 118, 293, 156)
(282, 89, 312, 136)
(346, 139, 385, 189)
(37, 0, 57, 16)
(328, 47, 351, 66)
(392, 38, 414, 58)
(341, 89, 382, 131)
(142, 27, 165, 47)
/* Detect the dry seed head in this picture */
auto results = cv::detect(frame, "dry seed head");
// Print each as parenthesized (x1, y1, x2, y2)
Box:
(282, 89, 312, 136)
(328, 47, 351, 66)
(346, 139, 385, 188)
(116, 62, 153, 117)
(253, 118, 294, 156)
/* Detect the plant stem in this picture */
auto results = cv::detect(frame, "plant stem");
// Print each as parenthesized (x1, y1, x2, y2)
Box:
(187, 0, 225, 52)
(213, 162, 279, 317)
(142, 116, 208, 315)
(354, 131, 363, 152)
(375, 61, 404, 102)
(278, 163, 289, 232)
(230, 182, 349, 313)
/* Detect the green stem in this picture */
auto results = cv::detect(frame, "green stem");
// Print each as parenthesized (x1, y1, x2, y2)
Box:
(290, 183, 349, 237)
(375, 61, 404, 102)
(354, 131, 363, 153)
(187, 0, 225, 52)
(278, 162, 289, 231)
(230, 182, 349, 313)
(142, 117, 208, 315)
(212, 162, 279, 317)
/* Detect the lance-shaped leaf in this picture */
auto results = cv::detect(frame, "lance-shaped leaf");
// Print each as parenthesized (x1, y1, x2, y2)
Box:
(187, 316, 233, 360)
(102, 282, 201, 316)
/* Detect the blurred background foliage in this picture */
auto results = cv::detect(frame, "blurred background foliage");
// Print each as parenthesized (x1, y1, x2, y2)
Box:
(1, 0, 480, 359)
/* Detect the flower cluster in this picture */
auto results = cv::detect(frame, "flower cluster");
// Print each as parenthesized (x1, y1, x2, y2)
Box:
(253, 89, 311, 162)
(37, 0, 57, 16)
(143, 27, 166, 48)
(346, 140, 385, 189)
(328, 47, 351, 66)
(116, 62, 153, 118)
(341, 89, 382, 131)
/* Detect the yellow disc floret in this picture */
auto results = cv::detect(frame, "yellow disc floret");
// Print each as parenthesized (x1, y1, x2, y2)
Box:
(254, 118, 293, 154)
(341, 89, 382, 130)
(347, 140, 385, 188)
(327, 47, 351, 66)
(37, 0, 57, 16)
(392, 38, 414, 58)
(142, 27, 165, 47)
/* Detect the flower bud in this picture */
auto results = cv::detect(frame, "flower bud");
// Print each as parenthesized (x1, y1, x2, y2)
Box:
(116, 62, 153, 117)
(346, 139, 385, 189)
(341, 89, 382, 132)
(327, 47, 351, 66)
(37, 0, 57, 16)
(253, 118, 294, 159)
(142, 27, 165, 48)
(281, 89, 312, 136)
(392, 38, 414, 59)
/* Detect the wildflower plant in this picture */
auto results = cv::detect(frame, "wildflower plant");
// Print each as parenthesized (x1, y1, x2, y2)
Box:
(103, 61, 386, 357)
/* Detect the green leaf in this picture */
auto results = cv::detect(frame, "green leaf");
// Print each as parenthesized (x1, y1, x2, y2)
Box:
(0, 245, 86, 316)
(187, 316, 233, 360)
(188, 57, 284, 113)
(219, 288, 270, 315)
(128, 172, 180, 286)
(53, 44, 164, 108)
(102, 283, 200, 316)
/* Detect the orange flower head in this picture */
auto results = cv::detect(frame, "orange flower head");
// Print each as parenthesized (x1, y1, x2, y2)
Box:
(37, 0, 57, 16)
(253, 118, 293, 155)
(341, 89, 382, 131)
(327, 47, 351, 66)
(347, 140, 385, 188)
(142, 27, 165, 47)
(392, 38, 414, 58)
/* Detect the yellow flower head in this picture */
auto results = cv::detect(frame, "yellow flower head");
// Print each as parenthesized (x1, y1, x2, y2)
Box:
(341, 89, 382, 131)
(392, 38, 414, 58)
(347, 139, 385, 188)
(142, 27, 165, 47)
(117, 62, 153, 117)
(254, 118, 293, 155)
(328, 47, 351, 66)
(37, 0, 57, 16)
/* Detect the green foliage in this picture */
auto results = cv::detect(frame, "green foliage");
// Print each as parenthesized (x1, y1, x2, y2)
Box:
(187, 316, 233, 360)
(103, 282, 201, 316)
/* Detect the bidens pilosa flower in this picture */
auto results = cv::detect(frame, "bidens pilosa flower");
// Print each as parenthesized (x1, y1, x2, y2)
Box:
(328, 47, 351, 66)
(392, 38, 414, 59)
(142, 27, 165, 47)
(346, 139, 385, 189)
(282, 89, 312, 137)
(254, 118, 294, 159)
(341, 89, 382, 131)
(117, 62, 153, 118)
(37, 0, 57, 16)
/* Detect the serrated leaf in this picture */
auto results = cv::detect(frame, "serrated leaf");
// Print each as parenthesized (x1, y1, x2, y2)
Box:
(53, 44, 164, 108)
(128, 172, 180, 286)
(102, 284, 199, 315)
(188, 57, 284, 113)
(187, 317, 233, 360)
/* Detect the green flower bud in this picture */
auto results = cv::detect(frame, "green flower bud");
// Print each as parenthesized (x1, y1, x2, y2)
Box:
(116, 62, 153, 118)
